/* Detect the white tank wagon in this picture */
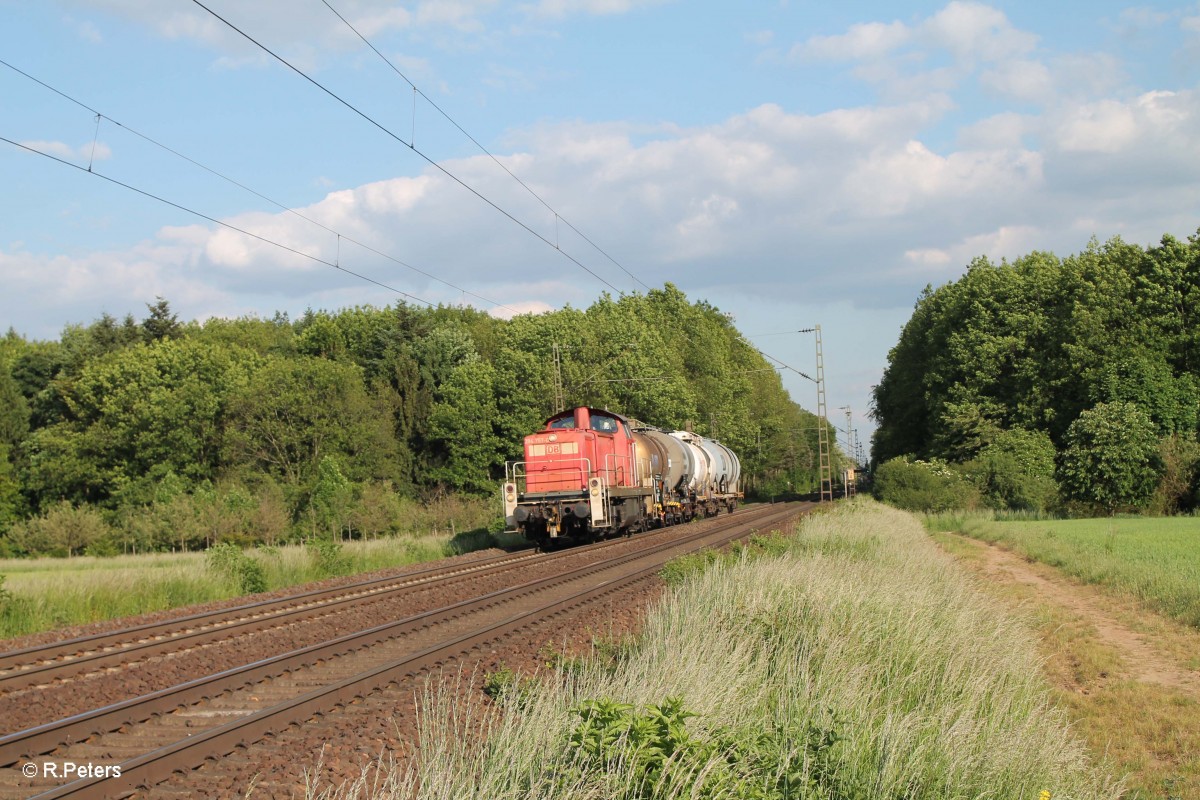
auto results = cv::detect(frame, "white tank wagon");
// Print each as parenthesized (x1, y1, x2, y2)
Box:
(630, 426, 742, 523)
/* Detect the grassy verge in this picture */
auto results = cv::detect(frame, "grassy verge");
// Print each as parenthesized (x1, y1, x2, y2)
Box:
(925, 513, 1200, 628)
(312, 499, 1118, 800)
(0, 531, 505, 640)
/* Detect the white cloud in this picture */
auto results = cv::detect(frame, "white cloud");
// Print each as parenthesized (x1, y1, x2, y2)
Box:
(7, 73, 1200, 337)
(56, 0, 473, 66)
(979, 59, 1053, 103)
(901, 225, 1040, 279)
(17, 139, 112, 164)
(921, 1, 1036, 63)
(1116, 6, 1170, 33)
(789, 3, 1045, 102)
(793, 3, 1036, 66)
(956, 112, 1031, 149)
(1053, 95, 1149, 153)
(63, 0, 656, 57)
(791, 21, 910, 61)
(745, 29, 773, 47)
(520, 0, 667, 19)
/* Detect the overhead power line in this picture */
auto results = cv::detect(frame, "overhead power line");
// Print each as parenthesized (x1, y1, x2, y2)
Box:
(736, 336, 816, 383)
(1, 135, 434, 307)
(319, 0, 652, 295)
(583, 367, 780, 385)
(0, 57, 518, 315)
(189, 0, 628, 297)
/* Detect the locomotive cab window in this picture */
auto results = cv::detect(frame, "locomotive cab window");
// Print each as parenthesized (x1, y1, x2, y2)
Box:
(590, 414, 618, 433)
(548, 417, 576, 429)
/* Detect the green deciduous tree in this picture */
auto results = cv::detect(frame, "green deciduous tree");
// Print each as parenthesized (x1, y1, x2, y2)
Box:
(224, 356, 400, 490)
(426, 355, 504, 494)
(1058, 402, 1162, 513)
(24, 339, 261, 507)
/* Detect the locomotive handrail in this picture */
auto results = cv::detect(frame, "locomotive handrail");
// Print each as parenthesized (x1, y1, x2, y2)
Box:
(506, 457, 594, 491)
(602, 451, 636, 487)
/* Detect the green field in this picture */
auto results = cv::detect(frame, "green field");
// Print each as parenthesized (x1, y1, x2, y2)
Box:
(0, 532, 502, 640)
(927, 514, 1200, 628)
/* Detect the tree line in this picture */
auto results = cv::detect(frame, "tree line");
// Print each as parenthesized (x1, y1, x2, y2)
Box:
(0, 286, 837, 556)
(870, 231, 1200, 514)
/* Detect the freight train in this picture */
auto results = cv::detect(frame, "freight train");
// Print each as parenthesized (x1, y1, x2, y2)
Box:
(502, 406, 742, 548)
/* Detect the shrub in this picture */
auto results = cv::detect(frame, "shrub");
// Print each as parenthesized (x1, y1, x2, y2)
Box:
(308, 538, 348, 577)
(205, 541, 267, 594)
(3, 501, 111, 557)
(962, 428, 1060, 512)
(1148, 434, 1200, 515)
(872, 456, 982, 512)
(1058, 402, 1162, 513)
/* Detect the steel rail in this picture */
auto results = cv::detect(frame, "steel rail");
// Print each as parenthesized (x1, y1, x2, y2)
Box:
(0, 549, 529, 678)
(0, 506, 766, 691)
(25, 502, 806, 799)
(2, 503, 801, 778)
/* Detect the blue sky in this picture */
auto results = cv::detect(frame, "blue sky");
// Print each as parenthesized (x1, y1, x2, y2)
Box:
(3, 1, 1200, 453)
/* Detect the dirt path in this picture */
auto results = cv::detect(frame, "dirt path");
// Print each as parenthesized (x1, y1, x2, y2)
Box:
(946, 533, 1200, 696)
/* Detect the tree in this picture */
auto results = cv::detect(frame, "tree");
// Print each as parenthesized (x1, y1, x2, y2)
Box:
(5, 501, 109, 556)
(871, 456, 981, 512)
(142, 297, 182, 342)
(0, 443, 21, 529)
(0, 356, 30, 449)
(1148, 434, 1200, 515)
(24, 339, 261, 507)
(224, 356, 400, 489)
(309, 456, 354, 539)
(1058, 402, 1161, 513)
(425, 356, 504, 494)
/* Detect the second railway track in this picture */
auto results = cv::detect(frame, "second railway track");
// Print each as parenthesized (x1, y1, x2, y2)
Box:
(0, 504, 771, 699)
(0, 503, 809, 800)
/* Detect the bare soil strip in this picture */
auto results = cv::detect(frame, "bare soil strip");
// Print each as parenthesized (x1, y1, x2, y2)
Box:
(961, 535, 1200, 696)
(936, 531, 1200, 799)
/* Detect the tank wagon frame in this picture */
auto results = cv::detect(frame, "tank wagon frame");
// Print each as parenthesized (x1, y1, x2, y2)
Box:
(502, 407, 742, 548)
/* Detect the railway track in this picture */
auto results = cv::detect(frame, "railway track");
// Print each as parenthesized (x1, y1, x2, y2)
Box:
(0, 548, 543, 693)
(0, 506, 779, 705)
(0, 502, 809, 799)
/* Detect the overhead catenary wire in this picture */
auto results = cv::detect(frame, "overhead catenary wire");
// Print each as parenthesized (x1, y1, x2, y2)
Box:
(319, 0, 652, 295)
(581, 367, 781, 385)
(735, 336, 817, 383)
(188, 0, 627, 297)
(0, 135, 434, 307)
(0, 57, 518, 315)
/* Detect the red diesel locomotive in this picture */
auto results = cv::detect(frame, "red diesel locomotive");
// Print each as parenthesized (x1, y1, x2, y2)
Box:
(502, 406, 742, 547)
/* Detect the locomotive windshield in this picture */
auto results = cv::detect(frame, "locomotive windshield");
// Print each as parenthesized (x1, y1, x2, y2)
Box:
(590, 414, 618, 433)
(548, 416, 576, 429)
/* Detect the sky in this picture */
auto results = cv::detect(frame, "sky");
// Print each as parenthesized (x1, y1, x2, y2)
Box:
(3, 0, 1200, 457)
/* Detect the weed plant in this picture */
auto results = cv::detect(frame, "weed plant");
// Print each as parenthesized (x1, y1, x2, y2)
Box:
(308, 499, 1119, 800)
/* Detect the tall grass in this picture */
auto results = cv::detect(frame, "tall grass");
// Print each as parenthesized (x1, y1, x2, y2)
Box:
(938, 515, 1200, 629)
(0, 533, 487, 640)
(309, 499, 1119, 800)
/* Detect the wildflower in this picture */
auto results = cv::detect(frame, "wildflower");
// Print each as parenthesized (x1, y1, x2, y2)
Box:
(1039, 791, 1051, 800)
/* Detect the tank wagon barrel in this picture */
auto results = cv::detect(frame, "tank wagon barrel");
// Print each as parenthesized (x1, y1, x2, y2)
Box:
(502, 407, 743, 548)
